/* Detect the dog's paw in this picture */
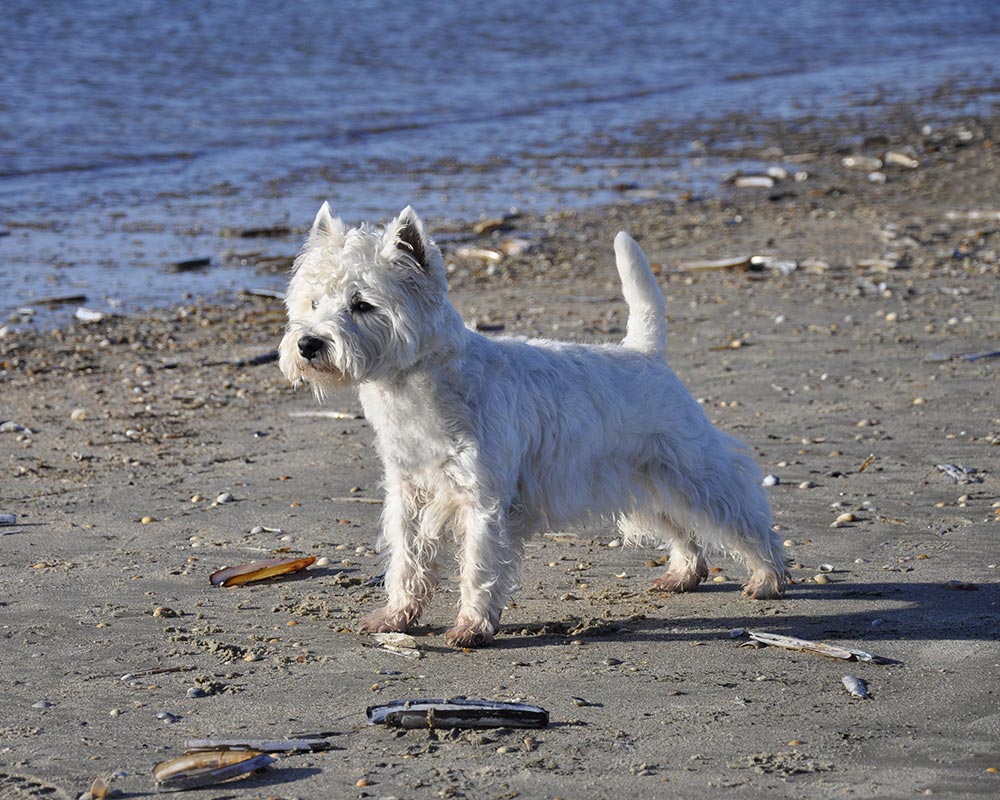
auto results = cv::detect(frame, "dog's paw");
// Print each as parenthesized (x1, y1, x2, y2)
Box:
(650, 565, 708, 593)
(444, 624, 495, 648)
(359, 607, 411, 633)
(742, 570, 788, 600)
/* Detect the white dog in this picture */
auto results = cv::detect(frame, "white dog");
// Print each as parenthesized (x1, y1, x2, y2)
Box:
(279, 205, 788, 647)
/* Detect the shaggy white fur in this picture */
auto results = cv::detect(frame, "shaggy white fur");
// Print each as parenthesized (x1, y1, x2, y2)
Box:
(279, 205, 789, 647)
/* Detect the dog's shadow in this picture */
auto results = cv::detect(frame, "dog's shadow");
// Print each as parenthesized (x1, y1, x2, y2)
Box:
(489, 579, 998, 651)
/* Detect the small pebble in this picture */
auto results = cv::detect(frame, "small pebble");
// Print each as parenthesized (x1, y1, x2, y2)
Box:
(190, 494, 205, 503)
(315, 556, 331, 567)
(140, 516, 154, 524)
(215, 492, 234, 504)
(32, 699, 54, 709)
(782, 539, 795, 547)
(243, 652, 263, 662)
(186, 687, 208, 699)
(355, 778, 370, 788)
(607, 538, 621, 548)
(835, 512, 855, 524)
(110, 708, 122, 717)
(798, 481, 815, 490)
(712, 575, 728, 583)
(813, 574, 830, 584)
(762, 474, 779, 487)
(152, 606, 177, 618)
(156, 710, 181, 723)
(70, 408, 88, 422)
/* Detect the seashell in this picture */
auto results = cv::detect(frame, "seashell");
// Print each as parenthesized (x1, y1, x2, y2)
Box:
(818, 564, 834, 573)
(842, 675, 869, 699)
(210, 556, 317, 587)
(153, 750, 275, 790)
(677, 256, 751, 272)
(74, 307, 105, 323)
(369, 632, 421, 659)
(746, 631, 880, 662)
(88, 775, 109, 800)
(842, 155, 883, 170)
(733, 175, 775, 189)
(454, 246, 503, 262)
(884, 151, 918, 169)
(367, 698, 549, 729)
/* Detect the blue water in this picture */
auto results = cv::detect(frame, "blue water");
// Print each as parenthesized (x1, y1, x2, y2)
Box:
(2, 0, 998, 325)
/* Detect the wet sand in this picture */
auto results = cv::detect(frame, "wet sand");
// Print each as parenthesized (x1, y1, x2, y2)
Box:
(2, 104, 999, 798)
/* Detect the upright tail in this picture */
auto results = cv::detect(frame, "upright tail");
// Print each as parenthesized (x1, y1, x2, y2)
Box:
(614, 231, 666, 357)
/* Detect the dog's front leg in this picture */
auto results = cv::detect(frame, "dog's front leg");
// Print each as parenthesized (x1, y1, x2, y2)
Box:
(360, 479, 442, 634)
(445, 504, 521, 648)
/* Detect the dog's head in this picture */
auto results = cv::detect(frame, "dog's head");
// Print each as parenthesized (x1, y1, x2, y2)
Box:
(278, 204, 458, 397)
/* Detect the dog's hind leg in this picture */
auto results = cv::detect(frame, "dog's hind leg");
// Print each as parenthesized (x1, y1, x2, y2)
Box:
(715, 519, 789, 599)
(621, 511, 709, 593)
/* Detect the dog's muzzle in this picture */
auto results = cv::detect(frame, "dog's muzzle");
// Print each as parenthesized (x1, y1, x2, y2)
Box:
(297, 335, 326, 361)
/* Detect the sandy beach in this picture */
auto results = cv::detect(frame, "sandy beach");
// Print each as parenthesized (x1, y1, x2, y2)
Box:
(2, 104, 999, 798)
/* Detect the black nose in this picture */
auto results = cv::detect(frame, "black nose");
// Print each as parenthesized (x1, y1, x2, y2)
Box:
(297, 335, 325, 360)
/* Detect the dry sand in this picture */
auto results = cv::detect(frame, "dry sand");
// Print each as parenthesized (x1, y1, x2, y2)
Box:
(2, 106, 999, 799)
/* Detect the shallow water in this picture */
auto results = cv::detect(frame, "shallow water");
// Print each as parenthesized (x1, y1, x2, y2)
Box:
(2, 0, 998, 326)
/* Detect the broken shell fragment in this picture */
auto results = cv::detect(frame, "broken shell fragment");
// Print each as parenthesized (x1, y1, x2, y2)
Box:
(676, 255, 751, 272)
(153, 750, 276, 791)
(367, 698, 549, 729)
(842, 675, 869, 699)
(184, 738, 333, 753)
(210, 556, 317, 587)
(369, 632, 422, 659)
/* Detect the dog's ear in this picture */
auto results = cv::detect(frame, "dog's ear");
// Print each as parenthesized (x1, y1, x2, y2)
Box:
(383, 206, 431, 269)
(311, 201, 345, 240)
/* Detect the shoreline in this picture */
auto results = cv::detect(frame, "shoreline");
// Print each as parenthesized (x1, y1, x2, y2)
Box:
(4, 81, 1000, 333)
(2, 103, 999, 798)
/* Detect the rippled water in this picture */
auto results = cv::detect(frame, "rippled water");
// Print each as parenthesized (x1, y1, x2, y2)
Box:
(1, 0, 998, 325)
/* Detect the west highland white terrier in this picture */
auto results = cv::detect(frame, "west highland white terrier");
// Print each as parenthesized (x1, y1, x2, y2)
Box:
(279, 204, 788, 647)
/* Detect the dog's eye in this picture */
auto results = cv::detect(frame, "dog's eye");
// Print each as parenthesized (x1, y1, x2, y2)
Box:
(350, 297, 375, 314)
(310, 299, 319, 310)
